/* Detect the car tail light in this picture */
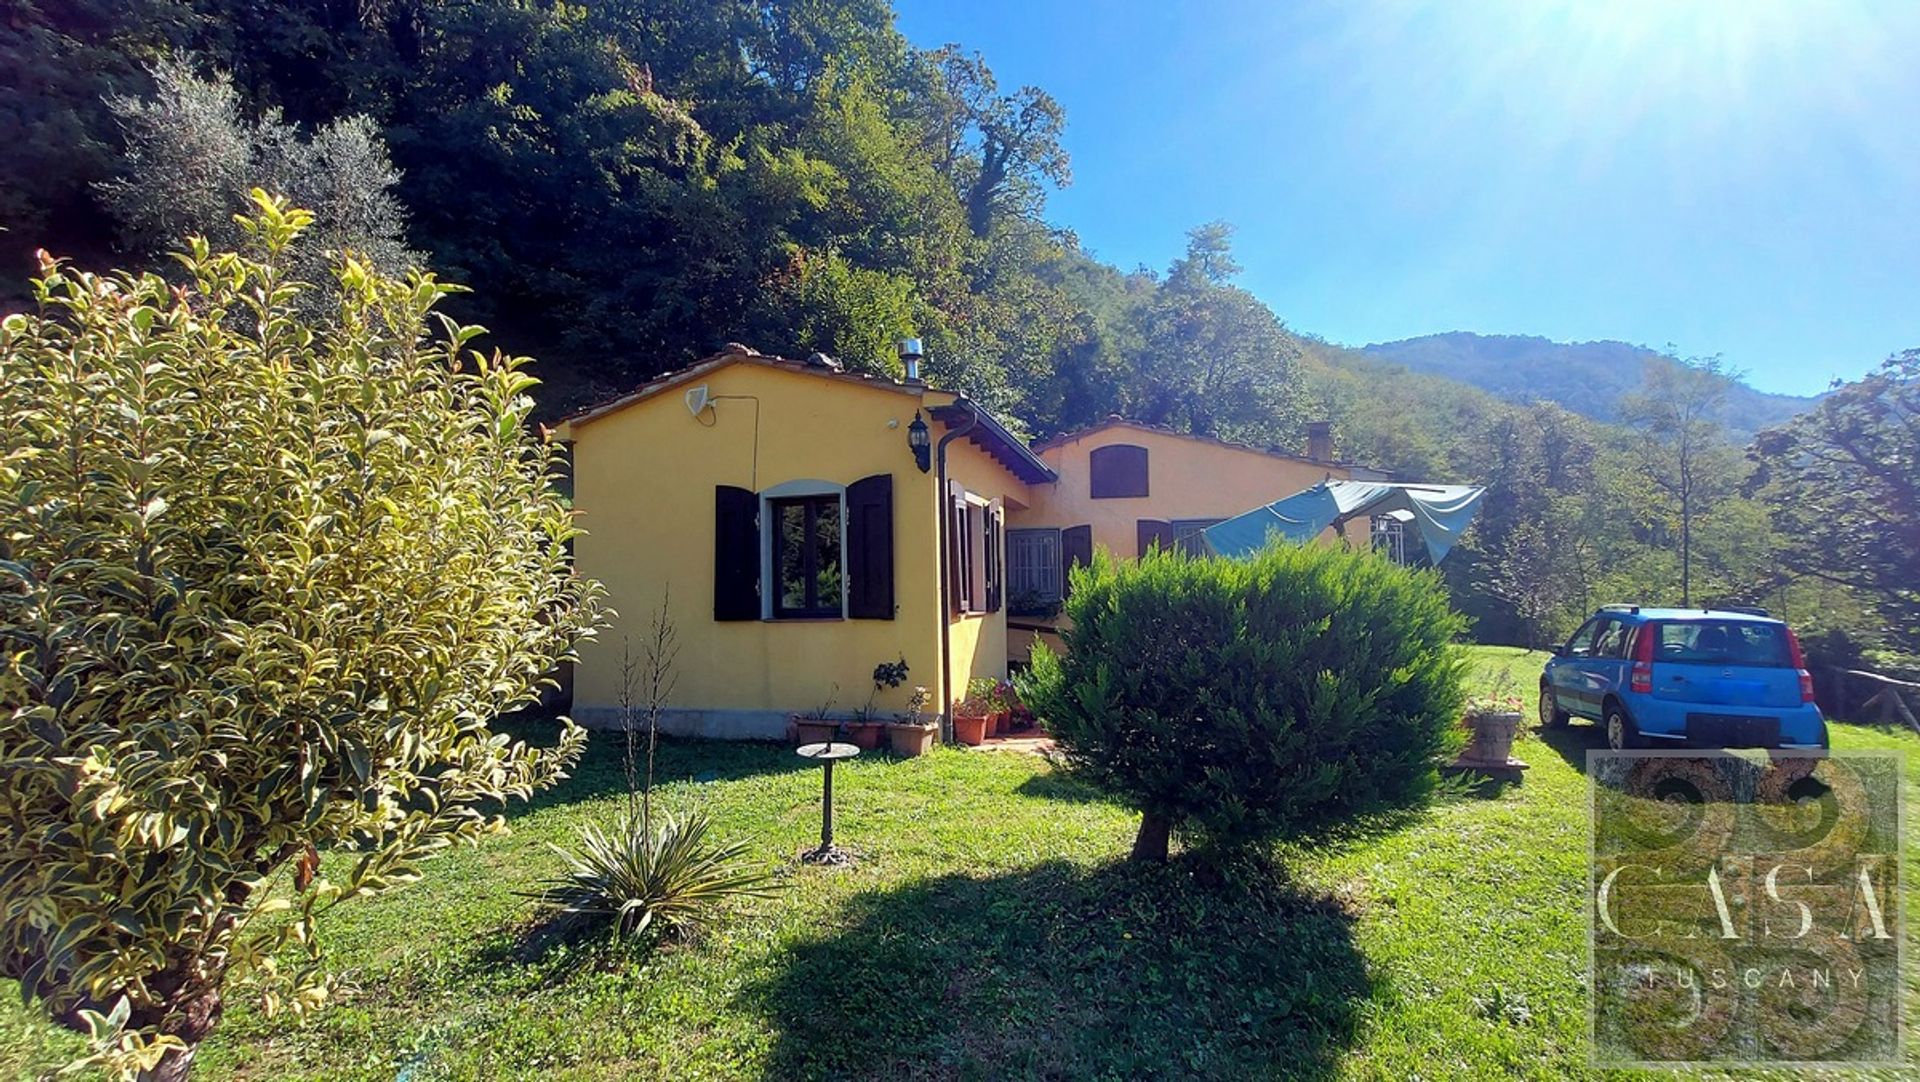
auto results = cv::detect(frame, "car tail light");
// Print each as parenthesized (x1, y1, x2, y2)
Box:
(1785, 626, 1816, 702)
(1630, 623, 1655, 694)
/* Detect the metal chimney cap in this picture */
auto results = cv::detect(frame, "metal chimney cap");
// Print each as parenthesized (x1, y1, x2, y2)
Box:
(898, 337, 924, 359)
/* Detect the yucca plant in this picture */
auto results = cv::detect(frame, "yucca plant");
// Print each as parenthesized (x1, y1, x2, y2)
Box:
(532, 812, 779, 940)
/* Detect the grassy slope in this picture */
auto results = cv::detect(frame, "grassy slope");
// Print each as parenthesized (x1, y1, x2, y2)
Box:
(2, 645, 1914, 1080)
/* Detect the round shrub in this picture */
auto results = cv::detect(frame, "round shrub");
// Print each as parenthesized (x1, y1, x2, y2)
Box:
(1019, 542, 1467, 862)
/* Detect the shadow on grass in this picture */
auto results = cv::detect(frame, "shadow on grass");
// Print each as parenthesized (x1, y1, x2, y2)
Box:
(1535, 721, 1608, 775)
(498, 723, 813, 818)
(461, 917, 601, 993)
(1012, 769, 1120, 806)
(1435, 769, 1522, 800)
(1019, 769, 1436, 861)
(741, 857, 1370, 1080)
(458, 908, 674, 996)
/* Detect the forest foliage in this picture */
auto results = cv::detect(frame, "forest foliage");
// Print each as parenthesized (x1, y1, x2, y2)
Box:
(2, 0, 1910, 667)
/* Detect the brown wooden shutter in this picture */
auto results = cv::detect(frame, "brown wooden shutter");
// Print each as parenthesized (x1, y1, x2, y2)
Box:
(846, 473, 893, 619)
(1089, 443, 1149, 498)
(946, 479, 967, 615)
(1136, 519, 1175, 557)
(986, 498, 1005, 613)
(714, 485, 759, 621)
(1061, 524, 1093, 598)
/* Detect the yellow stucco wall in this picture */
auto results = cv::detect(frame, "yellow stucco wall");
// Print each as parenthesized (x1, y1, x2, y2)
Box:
(569, 363, 944, 729)
(943, 437, 1027, 699)
(566, 362, 1029, 733)
(569, 373, 1354, 723)
(1011, 423, 1350, 557)
(1004, 423, 1353, 668)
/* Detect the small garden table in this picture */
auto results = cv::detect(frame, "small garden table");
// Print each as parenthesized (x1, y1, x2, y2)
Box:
(796, 741, 859, 864)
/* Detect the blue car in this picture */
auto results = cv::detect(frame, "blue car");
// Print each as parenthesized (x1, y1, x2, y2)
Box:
(1540, 606, 1828, 750)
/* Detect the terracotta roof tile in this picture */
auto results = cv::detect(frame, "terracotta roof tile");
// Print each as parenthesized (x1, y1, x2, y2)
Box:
(1029, 416, 1342, 465)
(559, 349, 1057, 484)
(559, 350, 918, 427)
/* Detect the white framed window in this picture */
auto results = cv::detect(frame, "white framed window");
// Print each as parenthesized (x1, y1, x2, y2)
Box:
(760, 480, 847, 619)
(1008, 528, 1062, 605)
(964, 496, 987, 613)
(945, 484, 1004, 616)
(1371, 515, 1406, 565)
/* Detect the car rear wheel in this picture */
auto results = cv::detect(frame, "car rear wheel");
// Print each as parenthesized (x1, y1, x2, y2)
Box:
(1539, 682, 1569, 729)
(1605, 703, 1642, 751)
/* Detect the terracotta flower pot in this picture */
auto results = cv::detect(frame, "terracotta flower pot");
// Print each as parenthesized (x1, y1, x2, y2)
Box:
(791, 717, 837, 746)
(990, 709, 1010, 737)
(1463, 711, 1521, 765)
(952, 712, 989, 747)
(845, 721, 886, 751)
(887, 721, 938, 757)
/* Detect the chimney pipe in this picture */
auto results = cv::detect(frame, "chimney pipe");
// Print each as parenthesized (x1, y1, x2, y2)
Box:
(899, 337, 924, 383)
(1305, 421, 1333, 463)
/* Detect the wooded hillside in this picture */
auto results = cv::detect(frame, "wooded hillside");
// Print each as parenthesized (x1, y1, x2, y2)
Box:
(4, 0, 1911, 667)
(1364, 332, 1820, 437)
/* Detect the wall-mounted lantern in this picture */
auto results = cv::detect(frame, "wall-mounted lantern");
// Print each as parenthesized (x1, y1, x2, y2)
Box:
(908, 411, 931, 473)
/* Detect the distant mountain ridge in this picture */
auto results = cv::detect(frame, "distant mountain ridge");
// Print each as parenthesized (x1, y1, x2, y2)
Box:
(1359, 332, 1821, 438)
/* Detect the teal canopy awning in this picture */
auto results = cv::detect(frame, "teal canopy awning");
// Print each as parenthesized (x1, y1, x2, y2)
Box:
(1199, 481, 1486, 563)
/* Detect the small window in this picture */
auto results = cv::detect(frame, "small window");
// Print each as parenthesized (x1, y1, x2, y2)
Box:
(1652, 620, 1792, 667)
(1172, 518, 1222, 556)
(1089, 443, 1149, 499)
(1008, 528, 1062, 606)
(1592, 619, 1630, 659)
(1564, 618, 1602, 657)
(772, 495, 841, 618)
(946, 485, 1002, 616)
(1371, 516, 1406, 564)
(964, 501, 986, 613)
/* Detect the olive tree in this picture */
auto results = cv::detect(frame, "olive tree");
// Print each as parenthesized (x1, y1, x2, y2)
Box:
(0, 194, 603, 1079)
(98, 58, 419, 284)
(1020, 544, 1466, 863)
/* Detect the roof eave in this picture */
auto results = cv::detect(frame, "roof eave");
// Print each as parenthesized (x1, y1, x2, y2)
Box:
(929, 401, 1058, 485)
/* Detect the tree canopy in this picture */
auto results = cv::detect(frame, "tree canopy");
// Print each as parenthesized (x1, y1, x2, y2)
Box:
(1751, 351, 1920, 653)
(2, 0, 1910, 666)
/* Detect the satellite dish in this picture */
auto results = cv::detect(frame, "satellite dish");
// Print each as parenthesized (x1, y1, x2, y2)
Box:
(685, 385, 711, 416)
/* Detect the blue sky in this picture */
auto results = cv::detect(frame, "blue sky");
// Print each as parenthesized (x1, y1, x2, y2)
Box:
(893, 0, 1920, 396)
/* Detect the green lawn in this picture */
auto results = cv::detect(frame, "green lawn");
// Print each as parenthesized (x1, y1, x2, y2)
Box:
(3, 645, 1916, 1079)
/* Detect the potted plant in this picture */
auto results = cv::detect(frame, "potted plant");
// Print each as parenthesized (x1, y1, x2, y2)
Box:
(1001, 682, 1036, 734)
(842, 707, 886, 751)
(991, 679, 1023, 734)
(887, 685, 937, 757)
(844, 658, 910, 751)
(789, 686, 839, 746)
(951, 690, 993, 746)
(1457, 668, 1526, 772)
(966, 677, 1005, 737)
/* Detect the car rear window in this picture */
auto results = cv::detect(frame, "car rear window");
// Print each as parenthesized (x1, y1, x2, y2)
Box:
(1648, 620, 1792, 667)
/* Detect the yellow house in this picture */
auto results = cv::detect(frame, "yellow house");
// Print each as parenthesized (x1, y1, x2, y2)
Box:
(558, 347, 1052, 738)
(560, 350, 1374, 737)
(1002, 419, 1365, 662)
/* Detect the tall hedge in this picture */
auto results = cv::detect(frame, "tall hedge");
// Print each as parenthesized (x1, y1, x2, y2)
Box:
(0, 194, 603, 1080)
(1020, 543, 1466, 862)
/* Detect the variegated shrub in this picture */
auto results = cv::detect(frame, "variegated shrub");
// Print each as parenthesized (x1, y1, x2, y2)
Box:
(0, 193, 604, 1080)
